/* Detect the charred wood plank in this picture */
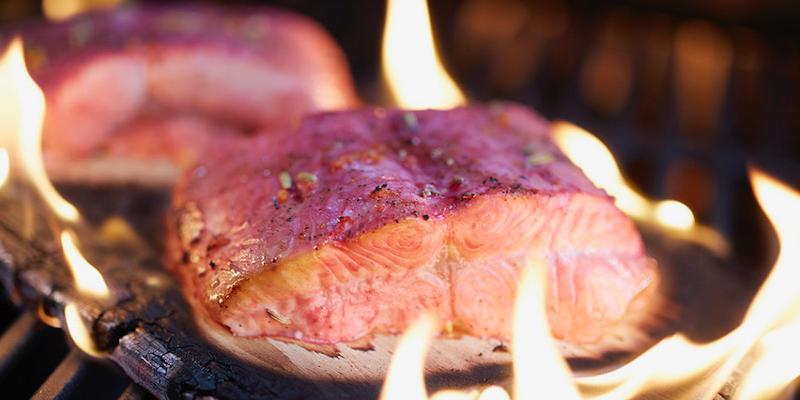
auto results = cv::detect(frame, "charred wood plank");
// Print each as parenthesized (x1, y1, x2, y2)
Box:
(0, 183, 759, 399)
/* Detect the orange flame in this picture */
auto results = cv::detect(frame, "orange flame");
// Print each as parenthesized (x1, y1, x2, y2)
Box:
(377, 1, 797, 394)
(576, 168, 800, 399)
(64, 302, 103, 356)
(0, 38, 79, 222)
(1, 38, 109, 355)
(379, 314, 437, 400)
(377, 169, 799, 399)
(513, 262, 579, 400)
(382, 0, 465, 108)
(735, 317, 800, 400)
(552, 121, 727, 254)
(0, 148, 8, 189)
(379, 261, 580, 400)
(60, 230, 110, 299)
(42, 0, 124, 21)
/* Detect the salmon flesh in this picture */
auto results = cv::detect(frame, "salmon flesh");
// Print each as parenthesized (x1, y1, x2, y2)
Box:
(169, 103, 658, 344)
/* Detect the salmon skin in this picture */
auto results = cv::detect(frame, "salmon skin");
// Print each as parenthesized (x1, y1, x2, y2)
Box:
(169, 103, 658, 345)
(10, 4, 358, 184)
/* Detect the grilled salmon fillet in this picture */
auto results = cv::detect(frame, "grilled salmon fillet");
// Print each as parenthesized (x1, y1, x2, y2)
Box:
(169, 103, 657, 344)
(13, 4, 357, 184)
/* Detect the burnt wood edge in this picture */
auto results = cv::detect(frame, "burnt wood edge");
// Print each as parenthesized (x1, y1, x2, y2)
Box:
(0, 192, 367, 399)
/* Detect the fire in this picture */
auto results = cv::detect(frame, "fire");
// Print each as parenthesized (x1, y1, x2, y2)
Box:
(653, 199, 695, 231)
(736, 317, 800, 400)
(0, 148, 8, 189)
(575, 168, 800, 399)
(512, 262, 579, 400)
(64, 303, 103, 357)
(1, 38, 109, 357)
(379, 314, 437, 400)
(552, 121, 727, 254)
(378, 3, 799, 392)
(382, 0, 465, 109)
(551, 122, 649, 220)
(743, 170, 800, 336)
(60, 230, 110, 299)
(0, 38, 79, 222)
(42, 0, 123, 21)
(379, 263, 578, 400)
(378, 167, 799, 400)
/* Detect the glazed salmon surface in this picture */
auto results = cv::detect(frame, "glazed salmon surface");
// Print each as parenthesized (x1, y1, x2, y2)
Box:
(170, 103, 657, 344)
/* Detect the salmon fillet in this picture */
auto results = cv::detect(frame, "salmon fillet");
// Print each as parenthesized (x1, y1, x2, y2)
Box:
(169, 103, 658, 344)
(13, 4, 357, 184)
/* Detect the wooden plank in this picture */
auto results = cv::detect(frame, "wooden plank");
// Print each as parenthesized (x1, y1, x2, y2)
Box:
(0, 183, 756, 399)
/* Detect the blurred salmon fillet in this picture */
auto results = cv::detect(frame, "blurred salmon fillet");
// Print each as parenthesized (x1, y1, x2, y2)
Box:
(13, 4, 358, 185)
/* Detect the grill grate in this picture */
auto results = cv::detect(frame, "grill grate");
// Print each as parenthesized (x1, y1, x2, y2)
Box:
(0, 288, 143, 400)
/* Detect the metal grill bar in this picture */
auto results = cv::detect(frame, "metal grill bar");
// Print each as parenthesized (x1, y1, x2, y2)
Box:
(29, 349, 138, 399)
(0, 309, 144, 399)
(0, 313, 38, 377)
(32, 350, 87, 400)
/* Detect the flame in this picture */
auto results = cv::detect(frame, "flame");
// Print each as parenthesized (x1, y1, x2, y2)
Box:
(736, 317, 800, 400)
(476, 386, 510, 400)
(379, 262, 579, 400)
(380, 314, 438, 400)
(552, 121, 727, 254)
(61, 229, 110, 299)
(653, 199, 694, 231)
(575, 168, 800, 399)
(551, 122, 649, 220)
(42, 0, 123, 21)
(37, 302, 62, 328)
(513, 262, 580, 400)
(377, 168, 799, 400)
(64, 302, 103, 356)
(0, 148, 8, 189)
(429, 390, 479, 400)
(0, 38, 79, 222)
(382, 0, 465, 108)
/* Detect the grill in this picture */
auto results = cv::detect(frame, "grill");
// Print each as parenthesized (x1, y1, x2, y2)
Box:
(0, 0, 798, 399)
(0, 295, 144, 399)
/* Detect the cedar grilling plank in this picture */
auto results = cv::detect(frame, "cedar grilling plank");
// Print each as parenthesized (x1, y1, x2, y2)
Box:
(169, 103, 658, 345)
(12, 4, 358, 184)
